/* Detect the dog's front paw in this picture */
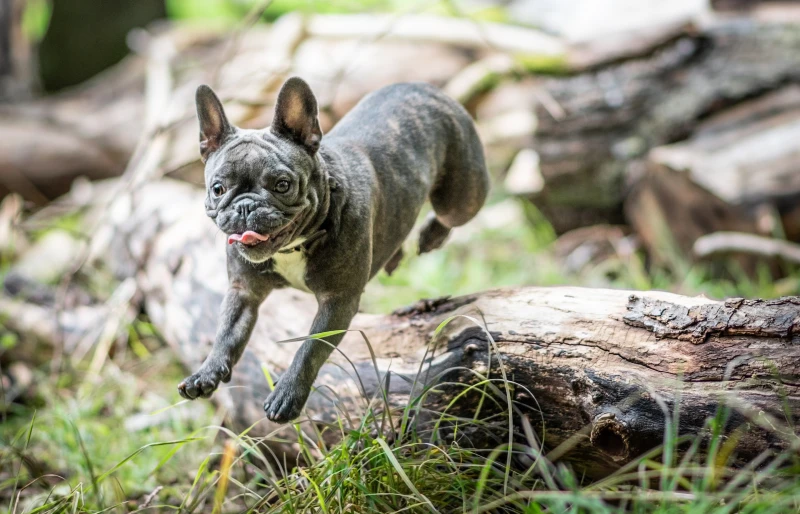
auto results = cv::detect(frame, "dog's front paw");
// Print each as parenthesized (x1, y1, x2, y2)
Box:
(178, 361, 230, 400)
(263, 380, 309, 423)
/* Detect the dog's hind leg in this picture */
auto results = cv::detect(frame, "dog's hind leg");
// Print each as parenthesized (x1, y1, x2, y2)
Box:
(419, 120, 490, 254)
(418, 214, 451, 254)
(384, 247, 404, 275)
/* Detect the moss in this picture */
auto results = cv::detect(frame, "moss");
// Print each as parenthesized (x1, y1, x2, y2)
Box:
(515, 53, 570, 76)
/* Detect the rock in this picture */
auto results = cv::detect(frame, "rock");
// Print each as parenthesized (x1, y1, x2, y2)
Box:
(504, 148, 544, 195)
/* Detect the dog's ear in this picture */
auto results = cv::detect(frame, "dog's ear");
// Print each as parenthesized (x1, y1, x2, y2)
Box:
(196, 85, 233, 162)
(272, 77, 322, 154)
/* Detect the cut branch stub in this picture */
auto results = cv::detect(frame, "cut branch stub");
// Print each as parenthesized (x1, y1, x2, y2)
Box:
(590, 413, 632, 462)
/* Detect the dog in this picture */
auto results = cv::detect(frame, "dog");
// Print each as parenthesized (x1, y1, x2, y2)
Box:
(177, 77, 490, 423)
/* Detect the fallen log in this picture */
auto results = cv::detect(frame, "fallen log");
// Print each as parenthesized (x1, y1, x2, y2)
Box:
(515, 17, 800, 233)
(96, 179, 799, 479)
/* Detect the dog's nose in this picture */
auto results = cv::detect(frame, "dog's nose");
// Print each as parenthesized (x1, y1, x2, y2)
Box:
(236, 199, 256, 218)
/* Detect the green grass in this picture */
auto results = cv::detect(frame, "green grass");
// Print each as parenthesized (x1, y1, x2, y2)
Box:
(21, 0, 51, 42)
(164, 0, 423, 23)
(362, 202, 561, 312)
(163, 0, 517, 25)
(4, 321, 800, 513)
(0, 344, 219, 513)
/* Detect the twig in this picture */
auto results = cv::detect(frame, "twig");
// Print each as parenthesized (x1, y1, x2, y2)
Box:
(693, 231, 800, 264)
(210, 0, 276, 88)
(305, 13, 565, 56)
(140, 486, 163, 509)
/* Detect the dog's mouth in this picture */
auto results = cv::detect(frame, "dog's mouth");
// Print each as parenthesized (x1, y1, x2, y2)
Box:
(226, 214, 300, 248)
(227, 231, 271, 246)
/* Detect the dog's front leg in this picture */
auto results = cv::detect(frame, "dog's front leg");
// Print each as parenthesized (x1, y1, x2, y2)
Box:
(263, 293, 360, 423)
(178, 286, 267, 400)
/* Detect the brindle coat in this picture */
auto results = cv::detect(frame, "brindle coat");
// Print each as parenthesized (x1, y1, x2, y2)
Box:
(178, 77, 489, 423)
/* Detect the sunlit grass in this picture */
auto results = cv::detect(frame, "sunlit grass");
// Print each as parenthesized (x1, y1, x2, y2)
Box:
(164, 0, 523, 24)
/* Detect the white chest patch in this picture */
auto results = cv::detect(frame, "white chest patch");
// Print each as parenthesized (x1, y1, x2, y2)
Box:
(272, 248, 310, 293)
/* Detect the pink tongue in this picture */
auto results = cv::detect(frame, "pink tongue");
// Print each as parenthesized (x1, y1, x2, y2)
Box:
(228, 231, 270, 245)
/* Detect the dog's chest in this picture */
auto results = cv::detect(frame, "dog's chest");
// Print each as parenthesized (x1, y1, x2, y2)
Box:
(272, 249, 310, 293)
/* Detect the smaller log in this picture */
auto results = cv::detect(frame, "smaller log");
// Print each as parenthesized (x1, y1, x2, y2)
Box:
(525, 19, 800, 233)
(649, 86, 800, 207)
(625, 162, 758, 272)
(304, 13, 566, 58)
(627, 86, 800, 270)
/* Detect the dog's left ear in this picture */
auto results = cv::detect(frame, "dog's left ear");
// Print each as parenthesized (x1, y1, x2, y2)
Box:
(196, 85, 233, 163)
(272, 77, 322, 154)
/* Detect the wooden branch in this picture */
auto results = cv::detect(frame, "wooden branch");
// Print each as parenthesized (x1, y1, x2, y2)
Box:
(694, 231, 800, 263)
(304, 14, 566, 58)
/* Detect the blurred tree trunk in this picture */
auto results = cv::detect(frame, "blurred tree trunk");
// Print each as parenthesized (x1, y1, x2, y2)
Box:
(0, 0, 35, 101)
(38, 0, 165, 91)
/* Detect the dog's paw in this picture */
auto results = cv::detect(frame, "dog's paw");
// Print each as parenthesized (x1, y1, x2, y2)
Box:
(263, 380, 309, 423)
(178, 361, 230, 400)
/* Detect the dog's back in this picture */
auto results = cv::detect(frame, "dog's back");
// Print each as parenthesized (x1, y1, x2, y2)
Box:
(324, 83, 490, 275)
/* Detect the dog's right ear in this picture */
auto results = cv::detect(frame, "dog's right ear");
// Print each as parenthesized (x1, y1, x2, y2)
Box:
(196, 85, 233, 162)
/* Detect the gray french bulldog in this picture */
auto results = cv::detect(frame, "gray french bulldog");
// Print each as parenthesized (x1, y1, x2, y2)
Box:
(177, 77, 489, 423)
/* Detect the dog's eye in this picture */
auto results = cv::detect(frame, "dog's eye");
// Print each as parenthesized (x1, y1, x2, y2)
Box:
(275, 180, 290, 194)
(211, 182, 226, 197)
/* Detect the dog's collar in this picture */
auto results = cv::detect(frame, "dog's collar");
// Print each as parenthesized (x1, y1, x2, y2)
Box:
(277, 229, 327, 254)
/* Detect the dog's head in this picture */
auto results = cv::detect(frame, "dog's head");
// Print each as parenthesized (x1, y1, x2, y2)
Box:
(196, 77, 323, 263)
